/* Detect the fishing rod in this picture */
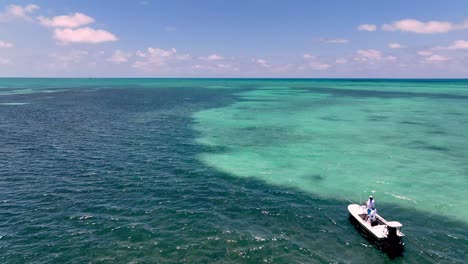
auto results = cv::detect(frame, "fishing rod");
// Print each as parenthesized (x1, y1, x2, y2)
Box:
(405, 236, 438, 262)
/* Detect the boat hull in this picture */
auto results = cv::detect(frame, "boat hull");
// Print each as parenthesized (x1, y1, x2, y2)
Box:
(348, 204, 404, 248)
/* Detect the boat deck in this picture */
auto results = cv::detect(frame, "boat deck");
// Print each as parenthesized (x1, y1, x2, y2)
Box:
(348, 204, 404, 240)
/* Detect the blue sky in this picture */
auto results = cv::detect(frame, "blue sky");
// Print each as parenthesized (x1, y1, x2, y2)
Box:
(1, 0, 468, 77)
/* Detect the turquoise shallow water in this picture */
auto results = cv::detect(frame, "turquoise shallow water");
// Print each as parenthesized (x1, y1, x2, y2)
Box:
(0, 79, 467, 263)
(194, 80, 468, 222)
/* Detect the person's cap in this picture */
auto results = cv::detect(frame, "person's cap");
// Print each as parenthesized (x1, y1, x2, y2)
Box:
(369, 195, 373, 198)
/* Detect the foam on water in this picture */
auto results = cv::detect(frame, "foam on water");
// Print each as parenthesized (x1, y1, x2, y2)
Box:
(194, 81, 468, 222)
(0, 102, 30, 105)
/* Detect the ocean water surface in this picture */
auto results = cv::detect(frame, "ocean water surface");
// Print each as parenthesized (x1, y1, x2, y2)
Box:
(0, 78, 467, 263)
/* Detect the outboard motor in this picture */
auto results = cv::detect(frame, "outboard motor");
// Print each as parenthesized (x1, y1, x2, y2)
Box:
(386, 221, 403, 245)
(387, 227, 398, 240)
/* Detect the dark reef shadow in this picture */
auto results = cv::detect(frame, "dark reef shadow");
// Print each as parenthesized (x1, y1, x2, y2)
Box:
(303, 86, 468, 100)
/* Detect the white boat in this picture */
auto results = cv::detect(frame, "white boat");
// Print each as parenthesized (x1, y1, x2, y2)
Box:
(348, 204, 404, 246)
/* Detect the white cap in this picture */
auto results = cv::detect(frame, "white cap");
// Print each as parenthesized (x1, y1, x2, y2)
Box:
(369, 195, 373, 198)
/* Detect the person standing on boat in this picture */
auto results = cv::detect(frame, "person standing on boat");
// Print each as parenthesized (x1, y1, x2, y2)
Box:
(365, 195, 375, 215)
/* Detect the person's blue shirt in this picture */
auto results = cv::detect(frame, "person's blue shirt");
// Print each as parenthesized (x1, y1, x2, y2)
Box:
(366, 196, 375, 214)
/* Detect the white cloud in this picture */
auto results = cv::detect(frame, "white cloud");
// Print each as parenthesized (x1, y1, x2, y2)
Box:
(302, 54, 332, 70)
(38, 11, 118, 46)
(0, 57, 11, 64)
(199, 54, 224, 61)
(417, 50, 432, 56)
(357, 24, 377, 31)
(148, 47, 176, 57)
(216, 63, 239, 71)
(54, 27, 118, 44)
(355, 49, 397, 62)
(255, 58, 271, 68)
(136, 50, 147, 57)
(446, 40, 468, 50)
(107, 50, 132, 64)
(434, 40, 468, 50)
(135, 47, 192, 61)
(38, 13, 94, 28)
(132, 47, 191, 71)
(0, 40, 14, 48)
(11, 4, 38, 15)
(309, 62, 331, 70)
(388, 42, 405, 49)
(0, 4, 39, 21)
(320, 38, 349, 44)
(382, 19, 468, 34)
(425, 54, 449, 62)
(357, 49, 382, 60)
(335, 58, 347, 64)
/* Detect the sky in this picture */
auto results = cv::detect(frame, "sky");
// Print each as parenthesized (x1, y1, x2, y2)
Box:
(0, 0, 468, 78)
